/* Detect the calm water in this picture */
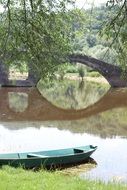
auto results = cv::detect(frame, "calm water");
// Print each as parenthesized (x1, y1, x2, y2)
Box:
(0, 80, 127, 183)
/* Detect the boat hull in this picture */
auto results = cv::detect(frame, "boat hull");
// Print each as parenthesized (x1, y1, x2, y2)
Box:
(0, 145, 97, 168)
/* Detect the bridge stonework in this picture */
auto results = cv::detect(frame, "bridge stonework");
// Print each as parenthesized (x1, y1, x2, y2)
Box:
(0, 54, 127, 87)
(69, 54, 127, 87)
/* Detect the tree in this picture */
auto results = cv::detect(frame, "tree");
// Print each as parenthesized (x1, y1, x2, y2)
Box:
(0, 0, 126, 80)
(102, 0, 127, 69)
(0, 0, 74, 78)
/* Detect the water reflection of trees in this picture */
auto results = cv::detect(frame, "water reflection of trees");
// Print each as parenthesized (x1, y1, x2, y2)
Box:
(8, 92, 28, 112)
(0, 86, 127, 138)
(2, 107, 127, 138)
(38, 79, 109, 109)
(50, 109, 127, 139)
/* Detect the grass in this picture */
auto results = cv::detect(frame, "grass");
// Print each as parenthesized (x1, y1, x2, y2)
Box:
(0, 166, 126, 190)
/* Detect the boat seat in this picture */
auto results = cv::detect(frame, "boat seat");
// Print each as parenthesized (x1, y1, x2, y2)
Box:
(73, 148, 84, 154)
(27, 153, 48, 158)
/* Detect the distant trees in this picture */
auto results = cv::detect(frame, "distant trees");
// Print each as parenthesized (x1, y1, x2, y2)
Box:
(70, 2, 127, 68)
(70, 5, 119, 66)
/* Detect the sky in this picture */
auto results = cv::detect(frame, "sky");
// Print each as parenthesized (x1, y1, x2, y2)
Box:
(75, 0, 108, 9)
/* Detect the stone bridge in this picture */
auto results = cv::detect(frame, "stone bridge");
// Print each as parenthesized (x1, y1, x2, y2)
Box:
(0, 54, 127, 87)
(69, 54, 127, 87)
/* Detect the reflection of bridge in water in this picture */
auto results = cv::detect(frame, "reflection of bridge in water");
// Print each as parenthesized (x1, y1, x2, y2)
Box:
(0, 87, 127, 121)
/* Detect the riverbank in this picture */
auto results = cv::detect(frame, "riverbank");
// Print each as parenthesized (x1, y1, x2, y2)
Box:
(0, 166, 126, 190)
(9, 70, 109, 85)
(64, 73, 109, 84)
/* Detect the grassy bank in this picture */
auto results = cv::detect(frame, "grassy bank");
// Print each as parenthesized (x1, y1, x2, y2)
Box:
(0, 166, 126, 190)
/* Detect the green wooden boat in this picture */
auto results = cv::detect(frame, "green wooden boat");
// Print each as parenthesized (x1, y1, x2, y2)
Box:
(0, 145, 97, 168)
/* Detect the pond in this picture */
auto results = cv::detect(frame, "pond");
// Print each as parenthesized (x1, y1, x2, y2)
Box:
(0, 79, 127, 183)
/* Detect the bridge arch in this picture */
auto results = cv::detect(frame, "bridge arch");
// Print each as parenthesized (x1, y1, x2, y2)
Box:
(0, 54, 127, 87)
(69, 54, 127, 87)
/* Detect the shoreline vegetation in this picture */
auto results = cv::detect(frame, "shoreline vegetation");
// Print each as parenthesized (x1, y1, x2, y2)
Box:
(9, 70, 109, 86)
(65, 76, 108, 84)
(0, 166, 126, 190)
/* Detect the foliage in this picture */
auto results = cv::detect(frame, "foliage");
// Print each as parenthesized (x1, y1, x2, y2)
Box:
(66, 65, 78, 73)
(57, 63, 78, 75)
(0, 0, 74, 77)
(70, 6, 120, 66)
(69, 8, 88, 53)
(38, 79, 109, 109)
(87, 45, 118, 65)
(78, 66, 85, 81)
(0, 0, 126, 77)
(87, 71, 101, 77)
(101, 0, 127, 68)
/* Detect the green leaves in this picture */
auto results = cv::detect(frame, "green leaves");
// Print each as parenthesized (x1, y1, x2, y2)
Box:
(0, 0, 74, 77)
(102, 1, 127, 67)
